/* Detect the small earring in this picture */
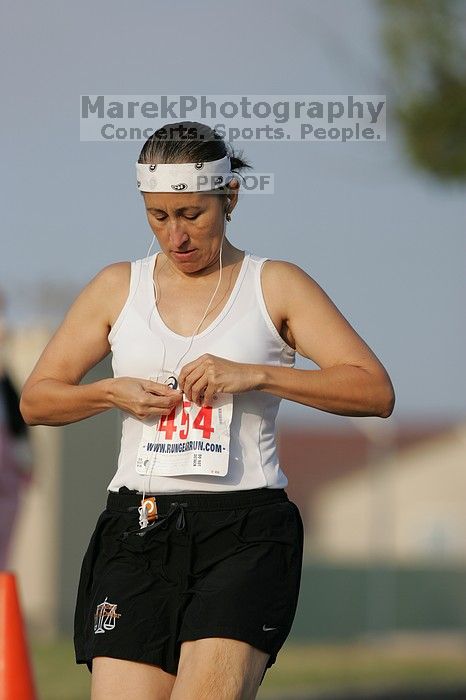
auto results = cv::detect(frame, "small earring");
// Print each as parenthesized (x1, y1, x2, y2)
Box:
(225, 211, 232, 222)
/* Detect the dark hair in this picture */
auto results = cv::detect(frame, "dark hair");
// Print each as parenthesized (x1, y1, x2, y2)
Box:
(137, 121, 253, 194)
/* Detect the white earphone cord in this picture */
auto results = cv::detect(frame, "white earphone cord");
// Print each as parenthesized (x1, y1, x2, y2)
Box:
(139, 214, 227, 518)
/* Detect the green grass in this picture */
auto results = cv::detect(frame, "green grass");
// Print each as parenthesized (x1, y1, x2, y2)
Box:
(29, 637, 466, 700)
(30, 638, 90, 700)
(258, 642, 466, 697)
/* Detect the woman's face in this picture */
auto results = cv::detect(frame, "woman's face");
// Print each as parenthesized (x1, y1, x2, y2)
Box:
(142, 182, 238, 273)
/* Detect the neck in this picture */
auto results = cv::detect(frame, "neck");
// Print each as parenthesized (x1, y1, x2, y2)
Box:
(161, 238, 243, 282)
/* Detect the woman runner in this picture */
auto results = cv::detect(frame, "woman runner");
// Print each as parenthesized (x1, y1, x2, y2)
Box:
(20, 121, 395, 700)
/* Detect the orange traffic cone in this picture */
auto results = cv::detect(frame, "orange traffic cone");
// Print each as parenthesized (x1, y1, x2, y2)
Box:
(0, 571, 37, 700)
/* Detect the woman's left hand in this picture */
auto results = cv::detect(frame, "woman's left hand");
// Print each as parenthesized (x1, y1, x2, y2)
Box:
(178, 354, 261, 406)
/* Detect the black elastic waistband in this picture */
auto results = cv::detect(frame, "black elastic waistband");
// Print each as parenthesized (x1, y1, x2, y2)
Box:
(106, 486, 289, 512)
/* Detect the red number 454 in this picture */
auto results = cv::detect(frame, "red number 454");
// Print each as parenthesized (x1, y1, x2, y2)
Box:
(158, 400, 214, 440)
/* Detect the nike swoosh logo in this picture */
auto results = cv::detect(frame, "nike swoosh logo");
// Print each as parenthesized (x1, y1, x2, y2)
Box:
(262, 625, 278, 631)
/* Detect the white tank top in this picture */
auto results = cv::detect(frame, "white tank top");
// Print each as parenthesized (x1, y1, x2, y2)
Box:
(106, 250, 296, 493)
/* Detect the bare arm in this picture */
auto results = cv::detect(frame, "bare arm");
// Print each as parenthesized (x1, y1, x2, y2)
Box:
(20, 263, 182, 426)
(177, 261, 395, 417)
(254, 261, 395, 418)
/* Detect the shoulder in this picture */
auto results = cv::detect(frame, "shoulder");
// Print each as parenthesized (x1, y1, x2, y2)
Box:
(260, 258, 313, 281)
(64, 261, 132, 304)
(84, 261, 133, 301)
(67, 261, 132, 327)
(92, 261, 132, 288)
(259, 258, 323, 307)
(91, 261, 133, 325)
(251, 258, 326, 348)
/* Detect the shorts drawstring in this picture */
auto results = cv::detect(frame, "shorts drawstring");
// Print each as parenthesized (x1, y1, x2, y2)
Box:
(175, 503, 187, 531)
(122, 501, 188, 538)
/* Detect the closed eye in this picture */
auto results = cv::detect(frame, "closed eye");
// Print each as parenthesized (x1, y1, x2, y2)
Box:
(150, 213, 200, 220)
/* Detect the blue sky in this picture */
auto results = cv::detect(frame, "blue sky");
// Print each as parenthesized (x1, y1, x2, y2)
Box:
(1, 0, 465, 426)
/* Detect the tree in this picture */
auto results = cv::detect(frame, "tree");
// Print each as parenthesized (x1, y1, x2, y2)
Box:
(380, 0, 466, 181)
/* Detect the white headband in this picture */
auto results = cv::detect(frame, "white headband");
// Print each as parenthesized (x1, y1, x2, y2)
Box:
(136, 155, 235, 192)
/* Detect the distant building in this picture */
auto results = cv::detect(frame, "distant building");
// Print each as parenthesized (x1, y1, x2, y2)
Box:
(308, 422, 466, 563)
(277, 421, 454, 542)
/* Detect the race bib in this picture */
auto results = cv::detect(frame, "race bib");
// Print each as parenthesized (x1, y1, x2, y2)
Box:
(135, 370, 232, 477)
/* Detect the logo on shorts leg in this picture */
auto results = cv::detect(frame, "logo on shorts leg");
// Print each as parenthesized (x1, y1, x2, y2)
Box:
(94, 597, 121, 634)
(262, 624, 278, 631)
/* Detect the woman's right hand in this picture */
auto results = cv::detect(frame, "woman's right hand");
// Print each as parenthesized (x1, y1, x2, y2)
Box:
(109, 377, 183, 420)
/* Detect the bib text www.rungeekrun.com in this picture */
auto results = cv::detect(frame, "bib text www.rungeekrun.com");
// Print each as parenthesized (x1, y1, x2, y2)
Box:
(146, 441, 223, 453)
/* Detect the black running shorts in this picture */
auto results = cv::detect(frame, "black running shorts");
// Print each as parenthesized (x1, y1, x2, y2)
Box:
(73, 486, 304, 682)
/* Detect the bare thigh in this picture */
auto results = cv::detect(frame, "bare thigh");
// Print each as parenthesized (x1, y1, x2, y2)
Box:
(170, 638, 270, 700)
(91, 657, 177, 700)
